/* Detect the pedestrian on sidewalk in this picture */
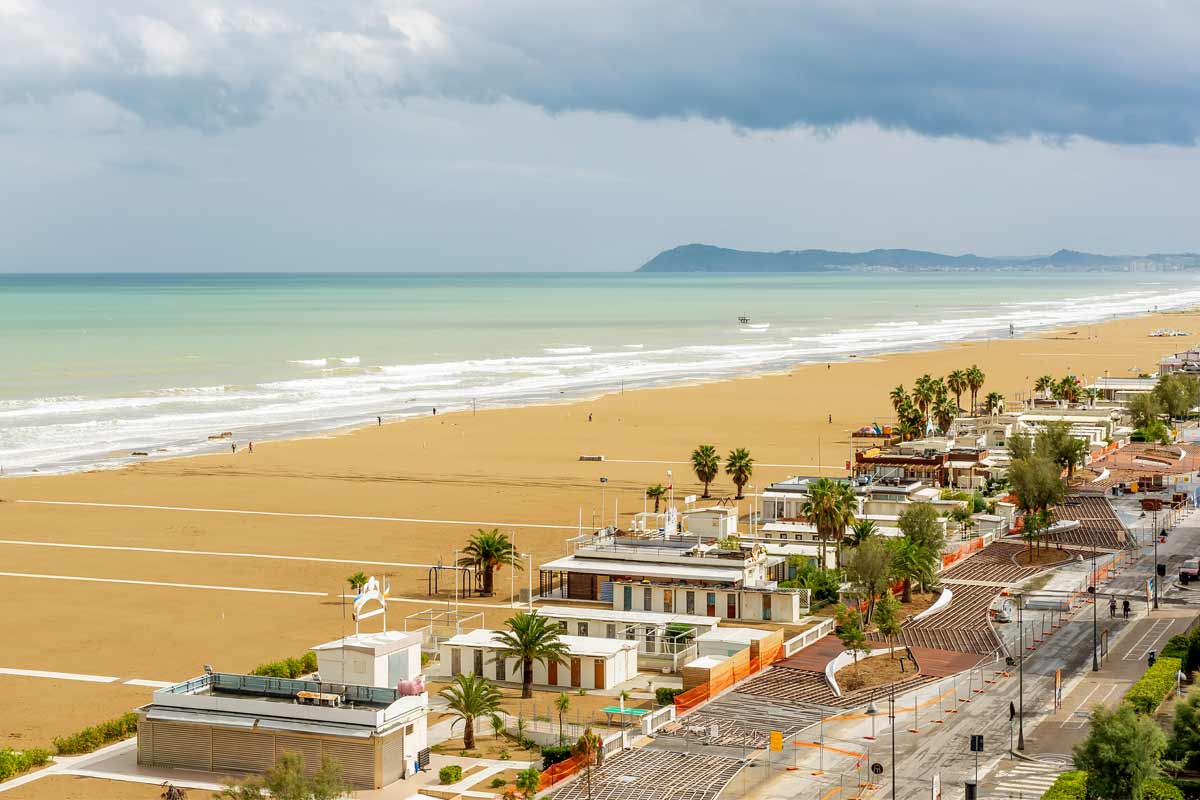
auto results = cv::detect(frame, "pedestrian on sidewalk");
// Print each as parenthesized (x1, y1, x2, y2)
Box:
(1109, 596, 1117, 618)
(1122, 599, 1131, 619)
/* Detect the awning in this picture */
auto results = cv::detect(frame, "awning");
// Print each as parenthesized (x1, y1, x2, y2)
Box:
(256, 718, 374, 739)
(146, 709, 256, 729)
(539, 555, 744, 583)
(947, 461, 980, 469)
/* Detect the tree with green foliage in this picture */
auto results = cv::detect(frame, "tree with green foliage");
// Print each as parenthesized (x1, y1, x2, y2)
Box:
(1073, 703, 1166, 800)
(1154, 374, 1200, 420)
(1007, 429, 1034, 460)
(1137, 420, 1174, 444)
(346, 572, 368, 592)
(890, 502, 945, 602)
(1021, 510, 1048, 558)
(573, 728, 603, 800)
(800, 477, 858, 568)
(983, 391, 1005, 416)
(873, 590, 903, 658)
(913, 374, 937, 425)
(1037, 421, 1089, 476)
(845, 536, 892, 623)
(438, 673, 503, 750)
(966, 365, 985, 413)
(948, 505, 975, 540)
(1166, 692, 1200, 773)
(555, 692, 571, 744)
(1035, 374, 1056, 399)
(645, 484, 666, 513)
(724, 448, 754, 499)
(690, 444, 720, 498)
(783, 558, 842, 605)
(834, 604, 869, 667)
(219, 752, 350, 800)
(494, 611, 571, 699)
(848, 519, 879, 547)
(933, 395, 958, 432)
(889, 384, 908, 414)
(459, 528, 522, 596)
(514, 766, 542, 798)
(947, 370, 968, 410)
(1129, 392, 1165, 429)
(1009, 456, 1066, 554)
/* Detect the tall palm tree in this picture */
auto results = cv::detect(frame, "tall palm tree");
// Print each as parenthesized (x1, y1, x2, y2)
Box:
(346, 571, 368, 592)
(690, 444, 720, 498)
(459, 529, 523, 596)
(1084, 387, 1100, 407)
(848, 519, 878, 547)
(946, 370, 967, 410)
(933, 396, 958, 433)
(912, 374, 936, 423)
(1059, 375, 1082, 404)
(494, 611, 571, 699)
(983, 391, 1005, 416)
(439, 673, 502, 750)
(889, 384, 908, 414)
(1034, 374, 1055, 399)
(800, 477, 857, 568)
(573, 728, 604, 799)
(646, 484, 666, 513)
(555, 692, 571, 744)
(725, 448, 753, 499)
(966, 365, 985, 413)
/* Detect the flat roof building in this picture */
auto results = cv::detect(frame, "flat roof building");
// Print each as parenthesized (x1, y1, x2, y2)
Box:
(436, 630, 638, 691)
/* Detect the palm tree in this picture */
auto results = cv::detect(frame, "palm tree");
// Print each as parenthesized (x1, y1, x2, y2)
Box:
(947, 370, 967, 410)
(439, 673, 502, 750)
(690, 444, 720, 498)
(983, 391, 1005, 417)
(1085, 387, 1100, 407)
(889, 384, 908, 414)
(555, 692, 570, 743)
(912, 374, 936, 424)
(645, 484, 666, 513)
(725, 448, 753, 499)
(848, 519, 878, 547)
(494, 611, 571, 699)
(933, 396, 957, 433)
(346, 571, 368, 593)
(1035, 374, 1055, 399)
(515, 767, 542, 798)
(573, 728, 604, 799)
(458, 528, 522, 596)
(948, 505, 974, 540)
(1059, 375, 1082, 404)
(966, 365, 985, 413)
(801, 477, 857, 568)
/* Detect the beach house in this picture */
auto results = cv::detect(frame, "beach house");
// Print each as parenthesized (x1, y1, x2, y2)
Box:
(436, 629, 638, 691)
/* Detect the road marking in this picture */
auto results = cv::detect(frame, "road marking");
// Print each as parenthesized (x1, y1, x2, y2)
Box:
(1122, 619, 1173, 660)
(0, 667, 118, 683)
(0, 539, 438, 570)
(14, 500, 580, 530)
(0, 572, 327, 597)
(988, 761, 1065, 796)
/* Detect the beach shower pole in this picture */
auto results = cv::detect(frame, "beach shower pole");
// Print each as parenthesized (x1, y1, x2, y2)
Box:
(526, 553, 533, 611)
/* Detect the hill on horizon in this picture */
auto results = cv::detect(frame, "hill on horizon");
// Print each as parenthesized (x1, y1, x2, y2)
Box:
(636, 244, 1200, 272)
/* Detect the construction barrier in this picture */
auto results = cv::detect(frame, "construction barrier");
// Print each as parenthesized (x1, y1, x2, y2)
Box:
(673, 635, 787, 715)
(538, 755, 584, 791)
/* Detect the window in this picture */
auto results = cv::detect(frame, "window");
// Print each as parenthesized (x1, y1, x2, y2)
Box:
(495, 655, 506, 681)
(622, 585, 632, 610)
(779, 533, 788, 540)
(643, 587, 652, 610)
(578, 621, 589, 637)
(559, 620, 569, 632)
(761, 596, 772, 621)
(663, 590, 673, 612)
(353, 661, 367, 674)
(685, 591, 695, 615)
(606, 623, 617, 639)
(473, 649, 484, 676)
(727, 594, 737, 619)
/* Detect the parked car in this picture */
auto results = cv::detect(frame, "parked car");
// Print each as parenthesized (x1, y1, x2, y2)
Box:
(1179, 558, 1200, 584)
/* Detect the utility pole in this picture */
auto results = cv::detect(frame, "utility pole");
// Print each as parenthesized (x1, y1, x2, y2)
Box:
(1153, 506, 1160, 610)
(890, 681, 896, 800)
(1017, 594, 1025, 751)
(1092, 544, 1100, 671)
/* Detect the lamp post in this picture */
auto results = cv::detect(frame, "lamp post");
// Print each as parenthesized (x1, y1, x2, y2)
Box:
(1153, 506, 1160, 610)
(1092, 544, 1099, 671)
(889, 681, 896, 800)
(1016, 593, 1025, 751)
(599, 477, 609, 529)
(525, 552, 533, 611)
(866, 699, 878, 740)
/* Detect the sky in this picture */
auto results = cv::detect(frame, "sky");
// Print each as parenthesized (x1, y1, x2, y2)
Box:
(2, 1, 1199, 272)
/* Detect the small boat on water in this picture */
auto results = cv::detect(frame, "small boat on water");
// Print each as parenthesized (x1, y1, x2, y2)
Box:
(737, 314, 751, 324)
(737, 314, 769, 331)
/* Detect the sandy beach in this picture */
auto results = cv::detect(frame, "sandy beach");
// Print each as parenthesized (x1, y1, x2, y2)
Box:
(2, 307, 1199, 775)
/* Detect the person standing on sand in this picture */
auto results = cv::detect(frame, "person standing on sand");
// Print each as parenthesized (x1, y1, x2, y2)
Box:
(377, 416, 382, 426)
(432, 408, 437, 416)
(231, 442, 236, 454)
(248, 442, 253, 454)
(588, 413, 592, 422)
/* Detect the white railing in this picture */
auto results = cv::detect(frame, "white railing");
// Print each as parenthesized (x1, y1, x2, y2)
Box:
(641, 705, 676, 735)
(784, 618, 836, 656)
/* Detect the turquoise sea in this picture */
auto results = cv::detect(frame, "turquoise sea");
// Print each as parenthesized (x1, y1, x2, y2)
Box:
(0, 271, 1192, 474)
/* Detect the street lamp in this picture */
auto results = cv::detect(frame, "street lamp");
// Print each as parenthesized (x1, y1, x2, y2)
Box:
(889, 682, 897, 800)
(599, 477, 609, 529)
(1153, 506, 1160, 610)
(1091, 544, 1099, 672)
(1016, 593, 1025, 751)
(865, 698, 878, 740)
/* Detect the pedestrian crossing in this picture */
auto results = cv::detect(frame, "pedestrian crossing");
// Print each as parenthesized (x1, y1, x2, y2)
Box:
(985, 759, 1069, 799)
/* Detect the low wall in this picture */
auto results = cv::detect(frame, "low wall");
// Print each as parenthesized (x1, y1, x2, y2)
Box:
(785, 618, 836, 656)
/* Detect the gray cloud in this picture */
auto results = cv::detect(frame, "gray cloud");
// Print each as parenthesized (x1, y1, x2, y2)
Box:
(3, 1, 1200, 144)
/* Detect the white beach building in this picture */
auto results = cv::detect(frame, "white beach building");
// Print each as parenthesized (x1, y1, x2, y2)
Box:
(437, 630, 638, 691)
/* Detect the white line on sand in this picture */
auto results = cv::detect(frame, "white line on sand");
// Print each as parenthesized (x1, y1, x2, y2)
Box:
(15, 500, 579, 530)
(0, 539, 437, 569)
(336, 594, 512, 613)
(0, 572, 327, 597)
(601, 459, 841, 469)
(0, 667, 118, 683)
(122, 679, 174, 688)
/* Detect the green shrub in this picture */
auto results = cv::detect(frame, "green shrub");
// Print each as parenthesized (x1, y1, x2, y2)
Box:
(52, 712, 139, 755)
(250, 651, 318, 679)
(1164, 635, 1190, 660)
(1168, 777, 1200, 798)
(1041, 770, 1087, 800)
(655, 687, 684, 706)
(541, 745, 572, 769)
(1126, 656, 1183, 715)
(0, 748, 52, 782)
(438, 765, 462, 785)
(1145, 779, 1186, 800)
(491, 776, 507, 788)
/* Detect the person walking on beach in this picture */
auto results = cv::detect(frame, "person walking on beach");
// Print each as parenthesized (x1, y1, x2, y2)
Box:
(377, 416, 382, 426)
(231, 442, 237, 454)
(1122, 599, 1131, 619)
(432, 407, 437, 416)
(1109, 596, 1117, 618)
(248, 441, 253, 454)
(588, 413, 592, 422)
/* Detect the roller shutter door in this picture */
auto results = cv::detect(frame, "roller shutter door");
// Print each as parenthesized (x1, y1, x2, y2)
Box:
(275, 735, 323, 776)
(381, 730, 406, 785)
(151, 722, 212, 770)
(136, 718, 152, 765)
(321, 739, 375, 788)
(212, 728, 274, 774)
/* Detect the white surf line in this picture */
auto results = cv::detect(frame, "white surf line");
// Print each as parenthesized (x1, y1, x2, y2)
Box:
(0, 667, 172, 688)
(0, 571, 327, 597)
(15, 500, 579, 530)
(0, 539, 437, 569)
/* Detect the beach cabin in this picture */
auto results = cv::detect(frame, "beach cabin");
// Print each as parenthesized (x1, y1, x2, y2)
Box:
(536, 604, 719, 660)
(312, 631, 424, 689)
(437, 630, 638, 691)
(681, 505, 739, 538)
(694, 627, 776, 658)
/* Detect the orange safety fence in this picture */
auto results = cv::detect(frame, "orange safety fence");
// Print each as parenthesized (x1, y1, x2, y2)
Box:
(674, 636, 789, 715)
(538, 755, 584, 791)
(941, 536, 985, 568)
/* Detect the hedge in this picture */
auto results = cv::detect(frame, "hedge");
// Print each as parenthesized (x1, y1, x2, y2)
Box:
(1126, 656, 1183, 715)
(0, 748, 52, 783)
(250, 651, 318, 679)
(1169, 777, 1200, 799)
(655, 687, 684, 706)
(438, 765, 462, 785)
(52, 713, 139, 755)
(1042, 770, 1087, 799)
(541, 745, 573, 769)
(1145, 779, 1186, 800)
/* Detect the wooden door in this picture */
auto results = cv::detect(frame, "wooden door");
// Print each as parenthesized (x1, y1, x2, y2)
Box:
(593, 658, 605, 689)
(663, 590, 673, 613)
(548, 659, 558, 685)
(451, 648, 461, 675)
(706, 592, 716, 616)
(570, 657, 581, 688)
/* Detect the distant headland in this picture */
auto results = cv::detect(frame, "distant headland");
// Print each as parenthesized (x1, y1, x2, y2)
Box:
(636, 244, 1200, 273)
